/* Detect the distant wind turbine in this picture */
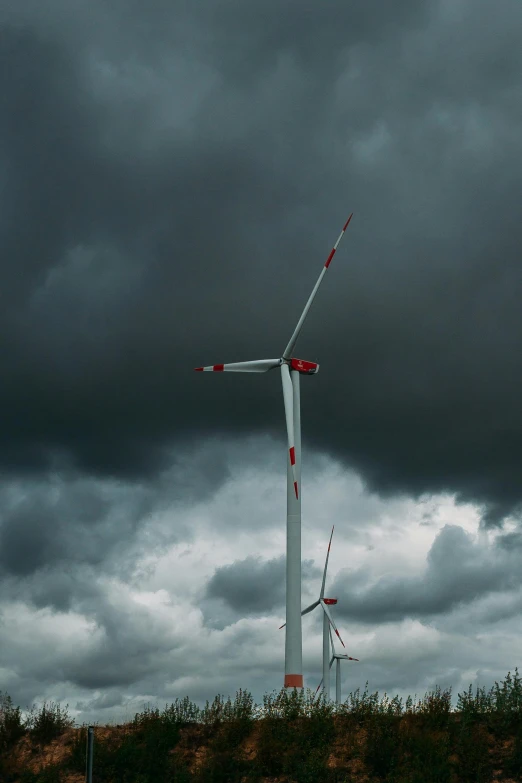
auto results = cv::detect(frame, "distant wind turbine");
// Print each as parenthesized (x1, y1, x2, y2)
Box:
(315, 625, 359, 705)
(195, 214, 353, 689)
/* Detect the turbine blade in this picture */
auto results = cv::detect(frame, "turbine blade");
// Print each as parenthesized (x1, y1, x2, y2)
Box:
(283, 213, 353, 359)
(301, 599, 320, 617)
(321, 599, 345, 647)
(329, 624, 336, 654)
(281, 363, 299, 498)
(280, 598, 320, 628)
(320, 525, 335, 599)
(194, 359, 280, 373)
(314, 679, 323, 696)
(329, 656, 335, 669)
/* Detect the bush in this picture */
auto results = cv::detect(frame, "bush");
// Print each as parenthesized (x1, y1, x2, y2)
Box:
(163, 695, 201, 726)
(66, 725, 88, 773)
(411, 686, 452, 731)
(255, 689, 335, 782)
(456, 683, 492, 726)
(25, 701, 74, 746)
(401, 724, 452, 783)
(454, 722, 492, 783)
(364, 714, 401, 780)
(0, 692, 25, 750)
(73, 706, 189, 783)
(19, 766, 64, 782)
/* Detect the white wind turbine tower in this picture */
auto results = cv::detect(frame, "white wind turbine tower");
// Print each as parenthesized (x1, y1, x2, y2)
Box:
(315, 626, 359, 705)
(194, 214, 353, 689)
(281, 525, 347, 699)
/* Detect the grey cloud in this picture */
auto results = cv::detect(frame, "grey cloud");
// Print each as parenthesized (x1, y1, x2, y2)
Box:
(205, 556, 286, 613)
(202, 555, 321, 628)
(0, 477, 153, 579)
(333, 525, 522, 623)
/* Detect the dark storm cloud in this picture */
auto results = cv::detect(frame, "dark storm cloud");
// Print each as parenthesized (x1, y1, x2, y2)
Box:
(205, 555, 286, 613)
(202, 555, 320, 628)
(332, 525, 522, 623)
(1, 0, 522, 523)
(0, 476, 152, 578)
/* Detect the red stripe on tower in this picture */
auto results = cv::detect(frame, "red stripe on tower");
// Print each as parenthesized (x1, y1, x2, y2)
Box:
(284, 674, 304, 688)
(213, 364, 224, 372)
(289, 447, 296, 466)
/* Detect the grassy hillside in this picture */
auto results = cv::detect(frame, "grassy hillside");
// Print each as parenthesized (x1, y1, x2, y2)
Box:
(1, 672, 522, 782)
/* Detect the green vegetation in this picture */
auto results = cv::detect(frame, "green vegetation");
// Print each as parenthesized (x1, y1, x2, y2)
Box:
(1, 670, 522, 781)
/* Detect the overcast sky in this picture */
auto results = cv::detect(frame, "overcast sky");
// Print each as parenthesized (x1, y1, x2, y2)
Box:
(1, 0, 522, 723)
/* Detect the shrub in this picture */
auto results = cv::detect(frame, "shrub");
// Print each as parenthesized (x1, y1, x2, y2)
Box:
(19, 766, 64, 782)
(456, 683, 492, 725)
(412, 687, 452, 731)
(25, 701, 73, 747)
(401, 724, 452, 783)
(163, 695, 201, 726)
(364, 713, 401, 780)
(454, 722, 492, 783)
(256, 689, 335, 782)
(0, 692, 25, 750)
(66, 708, 187, 783)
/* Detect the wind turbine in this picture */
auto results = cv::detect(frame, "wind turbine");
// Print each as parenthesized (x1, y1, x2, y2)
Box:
(194, 214, 353, 688)
(315, 626, 359, 704)
(281, 525, 345, 699)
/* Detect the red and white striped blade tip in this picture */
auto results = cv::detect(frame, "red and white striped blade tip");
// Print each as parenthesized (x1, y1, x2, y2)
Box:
(324, 213, 354, 269)
(335, 629, 346, 648)
(278, 623, 286, 629)
(194, 364, 224, 372)
(343, 213, 354, 231)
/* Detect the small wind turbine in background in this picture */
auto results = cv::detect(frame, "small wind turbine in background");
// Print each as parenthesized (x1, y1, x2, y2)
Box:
(315, 626, 359, 705)
(195, 215, 353, 689)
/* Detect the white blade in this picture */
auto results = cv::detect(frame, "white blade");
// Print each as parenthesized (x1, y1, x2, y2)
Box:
(302, 599, 320, 617)
(278, 599, 319, 629)
(321, 599, 345, 647)
(194, 359, 281, 373)
(283, 214, 353, 359)
(281, 363, 299, 499)
(320, 525, 334, 599)
(329, 623, 336, 655)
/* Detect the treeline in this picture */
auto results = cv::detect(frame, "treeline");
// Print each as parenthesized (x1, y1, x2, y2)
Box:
(1, 670, 522, 781)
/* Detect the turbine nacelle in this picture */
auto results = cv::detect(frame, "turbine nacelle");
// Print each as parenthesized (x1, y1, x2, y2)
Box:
(289, 358, 319, 375)
(322, 598, 337, 605)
